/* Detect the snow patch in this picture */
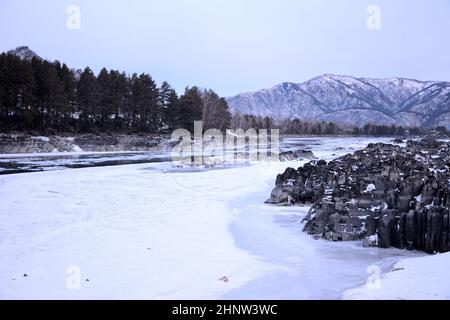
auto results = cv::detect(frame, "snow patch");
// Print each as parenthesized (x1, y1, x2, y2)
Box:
(364, 184, 376, 193)
(344, 252, 450, 300)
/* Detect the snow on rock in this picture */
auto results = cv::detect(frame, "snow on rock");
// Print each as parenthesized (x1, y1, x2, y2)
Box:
(7, 46, 41, 61)
(364, 184, 376, 193)
(271, 139, 450, 253)
(0, 134, 167, 154)
(72, 145, 83, 152)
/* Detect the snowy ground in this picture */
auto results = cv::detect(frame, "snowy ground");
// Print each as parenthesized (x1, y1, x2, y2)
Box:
(343, 253, 450, 300)
(0, 136, 447, 299)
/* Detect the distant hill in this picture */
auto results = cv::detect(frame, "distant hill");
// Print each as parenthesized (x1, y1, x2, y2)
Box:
(7, 46, 82, 79)
(7, 46, 41, 61)
(227, 74, 450, 128)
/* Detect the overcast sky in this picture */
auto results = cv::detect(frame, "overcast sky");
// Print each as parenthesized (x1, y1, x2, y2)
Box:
(0, 0, 449, 96)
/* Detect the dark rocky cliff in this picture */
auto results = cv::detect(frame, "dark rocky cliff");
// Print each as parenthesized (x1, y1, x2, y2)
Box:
(267, 138, 450, 254)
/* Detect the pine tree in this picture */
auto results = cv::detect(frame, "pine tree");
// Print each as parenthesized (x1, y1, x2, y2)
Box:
(108, 70, 129, 131)
(159, 81, 178, 131)
(77, 67, 100, 131)
(97, 68, 113, 129)
(4, 55, 22, 125)
(177, 87, 203, 132)
(39, 61, 67, 130)
(0, 54, 6, 123)
(139, 74, 159, 132)
(56, 62, 76, 129)
(17, 61, 36, 129)
(131, 73, 159, 132)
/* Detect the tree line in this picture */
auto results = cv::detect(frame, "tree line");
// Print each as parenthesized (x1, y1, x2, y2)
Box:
(0, 53, 231, 134)
(230, 113, 427, 136)
(0, 52, 433, 137)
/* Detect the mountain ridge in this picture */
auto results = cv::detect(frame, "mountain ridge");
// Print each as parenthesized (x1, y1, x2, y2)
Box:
(7, 46, 41, 61)
(227, 74, 450, 128)
(6, 46, 83, 79)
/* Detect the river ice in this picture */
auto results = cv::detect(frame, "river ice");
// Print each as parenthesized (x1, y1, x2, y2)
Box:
(0, 136, 445, 299)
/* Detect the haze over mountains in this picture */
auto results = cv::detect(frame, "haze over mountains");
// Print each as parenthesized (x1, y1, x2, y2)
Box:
(227, 74, 450, 128)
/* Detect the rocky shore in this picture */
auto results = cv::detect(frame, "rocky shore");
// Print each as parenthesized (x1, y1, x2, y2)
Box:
(0, 133, 168, 154)
(267, 138, 450, 254)
(279, 149, 316, 161)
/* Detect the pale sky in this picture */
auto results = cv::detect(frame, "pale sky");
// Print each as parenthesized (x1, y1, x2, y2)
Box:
(0, 0, 449, 96)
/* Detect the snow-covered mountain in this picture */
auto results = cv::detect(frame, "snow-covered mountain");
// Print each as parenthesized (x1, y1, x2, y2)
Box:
(227, 74, 450, 128)
(7, 46, 41, 61)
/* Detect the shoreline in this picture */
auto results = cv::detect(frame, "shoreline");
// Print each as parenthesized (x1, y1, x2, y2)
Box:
(223, 166, 423, 299)
(343, 251, 450, 300)
(223, 139, 426, 299)
(0, 136, 446, 299)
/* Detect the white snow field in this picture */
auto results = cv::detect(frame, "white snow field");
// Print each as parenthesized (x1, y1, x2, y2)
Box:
(343, 253, 450, 300)
(0, 137, 447, 299)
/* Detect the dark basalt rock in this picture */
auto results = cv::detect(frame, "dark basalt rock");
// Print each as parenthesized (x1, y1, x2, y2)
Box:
(279, 149, 316, 162)
(267, 138, 450, 254)
(392, 138, 404, 143)
(424, 132, 450, 141)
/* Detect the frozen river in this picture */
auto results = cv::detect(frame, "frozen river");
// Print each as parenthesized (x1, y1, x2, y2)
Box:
(0, 136, 427, 299)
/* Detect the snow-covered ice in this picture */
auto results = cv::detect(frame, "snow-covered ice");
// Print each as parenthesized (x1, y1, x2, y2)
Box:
(0, 137, 446, 299)
(344, 253, 450, 300)
(0, 162, 275, 299)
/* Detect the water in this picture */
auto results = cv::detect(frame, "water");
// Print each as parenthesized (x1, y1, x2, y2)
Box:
(0, 135, 422, 299)
(224, 198, 423, 299)
(0, 135, 401, 175)
(0, 151, 171, 175)
(222, 136, 424, 299)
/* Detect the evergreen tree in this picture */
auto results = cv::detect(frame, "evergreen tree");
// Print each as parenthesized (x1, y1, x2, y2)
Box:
(30, 56, 45, 128)
(77, 67, 100, 131)
(56, 62, 76, 130)
(177, 87, 203, 132)
(0, 54, 6, 122)
(97, 68, 113, 129)
(109, 70, 130, 130)
(17, 60, 36, 129)
(43, 61, 69, 130)
(159, 81, 178, 131)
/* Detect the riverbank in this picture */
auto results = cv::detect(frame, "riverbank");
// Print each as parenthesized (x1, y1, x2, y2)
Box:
(343, 252, 450, 299)
(0, 133, 169, 154)
(0, 136, 446, 299)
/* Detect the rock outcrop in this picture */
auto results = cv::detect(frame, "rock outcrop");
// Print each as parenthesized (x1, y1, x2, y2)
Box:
(279, 149, 316, 162)
(267, 139, 450, 253)
(0, 134, 167, 154)
(73, 134, 164, 152)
